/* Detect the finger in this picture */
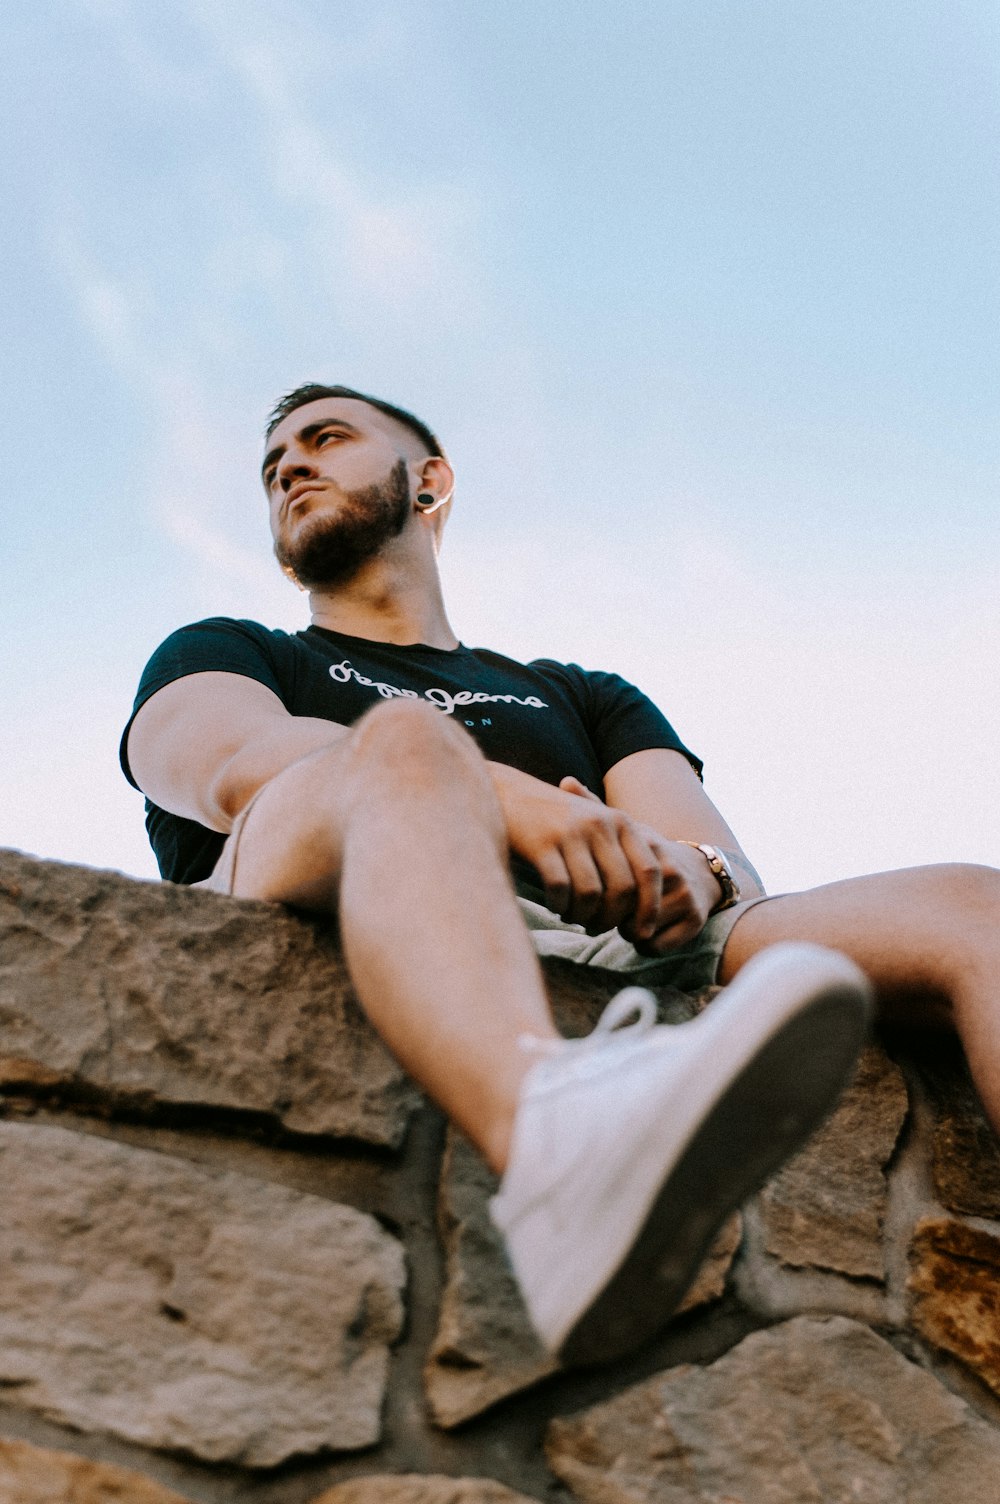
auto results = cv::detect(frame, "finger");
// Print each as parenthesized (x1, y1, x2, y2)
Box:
(644, 912, 705, 955)
(618, 826, 665, 939)
(653, 858, 706, 924)
(559, 776, 603, 803)
(654, 893, 700, 935)
(533, 852, 572, 920)
(561, 842, 608, 929)
(584, 823, 647, 932)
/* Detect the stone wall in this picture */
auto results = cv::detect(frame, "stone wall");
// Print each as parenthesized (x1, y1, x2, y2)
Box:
(2, 847, 1000, 1502)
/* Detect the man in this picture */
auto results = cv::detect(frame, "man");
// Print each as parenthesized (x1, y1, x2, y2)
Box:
(121, 384, 998, 1366)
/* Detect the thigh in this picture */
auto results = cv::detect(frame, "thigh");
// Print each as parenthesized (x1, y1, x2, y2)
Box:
(718, 864, 1000, 1028)
(194, 781, 272, 898)
(196, 699, 505, 912)
(205, 740, 359, 910)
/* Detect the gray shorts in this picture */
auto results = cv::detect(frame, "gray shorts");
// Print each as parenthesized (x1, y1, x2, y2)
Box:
(516, 885, 771, 993)
(196, 802, 766, 993)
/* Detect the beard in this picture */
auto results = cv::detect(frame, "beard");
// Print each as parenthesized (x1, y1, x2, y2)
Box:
(274, 457, 412, 589)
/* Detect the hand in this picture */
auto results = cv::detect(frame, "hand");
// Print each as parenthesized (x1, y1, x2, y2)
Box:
(497, 770, 661, 934)
(490, 763, 720, 945)
(555, 776, 722, 953)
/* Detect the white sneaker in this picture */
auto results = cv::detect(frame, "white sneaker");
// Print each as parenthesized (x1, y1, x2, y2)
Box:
(489, 941, 871, 1366)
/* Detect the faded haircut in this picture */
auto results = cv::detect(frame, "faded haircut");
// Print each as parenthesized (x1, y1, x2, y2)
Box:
(265, 383, 444, 458)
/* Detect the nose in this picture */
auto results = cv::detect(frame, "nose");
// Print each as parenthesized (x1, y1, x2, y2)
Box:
(277, 447, 317, 492)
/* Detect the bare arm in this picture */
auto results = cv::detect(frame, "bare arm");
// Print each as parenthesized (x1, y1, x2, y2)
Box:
(603, 747, 766, 901)
(497, 751, 766, 945)
(127, 676, 733, 944)
(530, 746, 767, 956)
(126, 673, 352, 832)
(127, 674, 686, 938)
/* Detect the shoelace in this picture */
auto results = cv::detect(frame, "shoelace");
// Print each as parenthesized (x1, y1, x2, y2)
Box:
(518, 986, 658, 1057)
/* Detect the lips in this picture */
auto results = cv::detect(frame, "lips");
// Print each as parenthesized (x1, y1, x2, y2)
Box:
(283, 482, 327, 517)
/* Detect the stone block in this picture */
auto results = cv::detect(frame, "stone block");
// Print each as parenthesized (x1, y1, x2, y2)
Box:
(0, 1438, 195, 1502)
(310, 1478, 540, 1502)
(0, 1120, 405, 1466)
(0, 849, 418, 1146)
(922, 1045, 1000, 1218)
(758, 1044, 908, 1279)
(424, 1130, 558, 1427)
(0, 854, 699, 1153)
(909, 1217, 1000, 1397)
(425, 1129, 739, 1428)
(547, 1314, 1000, 1502)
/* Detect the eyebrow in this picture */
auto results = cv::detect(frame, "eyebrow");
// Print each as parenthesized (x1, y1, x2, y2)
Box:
(261, 419, 361, 481)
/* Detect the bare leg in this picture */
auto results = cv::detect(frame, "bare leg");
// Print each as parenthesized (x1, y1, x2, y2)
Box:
(719, 864, 1000, 1132)
(222, 699, 558, 1172)
(206, 701, 880, 1363)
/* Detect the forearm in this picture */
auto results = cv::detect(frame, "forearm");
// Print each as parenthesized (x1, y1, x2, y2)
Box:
(207, 716, 351, 827)
(484, 764, 547, 860)
(486, 760, 545, 816)
(127, 673, 359, 834)
(602, 749, 766, 904)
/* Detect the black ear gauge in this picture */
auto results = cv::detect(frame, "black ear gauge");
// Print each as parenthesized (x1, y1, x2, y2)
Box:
(415, 492, 437, 509)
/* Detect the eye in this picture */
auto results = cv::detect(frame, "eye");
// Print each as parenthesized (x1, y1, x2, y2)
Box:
(315, 427, 344, 447)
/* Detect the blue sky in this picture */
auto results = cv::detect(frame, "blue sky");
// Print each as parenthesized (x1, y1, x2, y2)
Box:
(2, 0, 997, 892)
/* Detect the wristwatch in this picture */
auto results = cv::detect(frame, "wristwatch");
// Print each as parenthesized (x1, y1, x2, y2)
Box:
(680, 841, 741, 913)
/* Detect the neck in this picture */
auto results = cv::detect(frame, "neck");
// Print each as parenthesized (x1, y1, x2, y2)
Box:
(307, 551, 459, 650)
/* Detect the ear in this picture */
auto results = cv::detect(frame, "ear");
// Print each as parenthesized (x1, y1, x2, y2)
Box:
(412, 454, 455, 516)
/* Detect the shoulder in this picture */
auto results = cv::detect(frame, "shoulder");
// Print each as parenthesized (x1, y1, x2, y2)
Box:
(131, 617, 308, 717)
(122, 619, 301, 792)
(153, 616, 291, 651)
(526, 657, 636, 701)
(139, 617, 306, 672)
(464, 645, 591, 683)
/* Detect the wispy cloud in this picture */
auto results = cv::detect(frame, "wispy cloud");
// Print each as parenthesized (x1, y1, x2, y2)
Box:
(190, 5, 487, 327)
(30, 1, 997, 895)
(48, 0, 495, 609)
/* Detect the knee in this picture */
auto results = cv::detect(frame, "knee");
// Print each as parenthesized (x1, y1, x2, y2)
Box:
(931, 863, 1000, 919)
(346, 698, 487, 788)
(911, 866, 1000, 998)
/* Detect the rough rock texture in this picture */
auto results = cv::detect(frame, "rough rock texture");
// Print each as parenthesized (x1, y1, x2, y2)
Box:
(0, 1438, 195, 1503)
(922, 1047, 1000, 1217)
(425, 1129, 740, 1428)
(542, 958, 702, 1037)
(0, 1119, 405, 1466)
(909, 1217, 1000, 1397)
(0, 848, 418, 1146)
(758, 1045, 908, 1279)
(424, 1130, 558, 1427)
(6, 849, 1000, 1501)
(420, 975, 710, 1431)
(674, 1213, 742, 1314)
(310, 1478, 540, 1503)
(546, 1314, 1000, 1502)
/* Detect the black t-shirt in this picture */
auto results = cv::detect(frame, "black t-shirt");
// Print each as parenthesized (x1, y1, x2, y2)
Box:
(120, 618, 702, 886)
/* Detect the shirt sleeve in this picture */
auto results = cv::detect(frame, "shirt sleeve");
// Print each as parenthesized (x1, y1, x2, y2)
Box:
(534, 660, 703, 781)
(119, 617, 289, 789)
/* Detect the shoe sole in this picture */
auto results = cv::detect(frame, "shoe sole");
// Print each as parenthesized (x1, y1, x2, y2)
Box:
(557, 960, 870, 1366)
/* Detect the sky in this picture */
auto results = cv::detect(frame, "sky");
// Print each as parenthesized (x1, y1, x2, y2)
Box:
(2, 0, 998, 895)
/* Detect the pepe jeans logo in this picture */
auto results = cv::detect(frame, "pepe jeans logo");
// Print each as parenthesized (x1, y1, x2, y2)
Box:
(328, 658, 548, 718)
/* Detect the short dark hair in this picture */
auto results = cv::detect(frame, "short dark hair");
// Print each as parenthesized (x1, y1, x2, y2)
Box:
(265, 383, 444, 457)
